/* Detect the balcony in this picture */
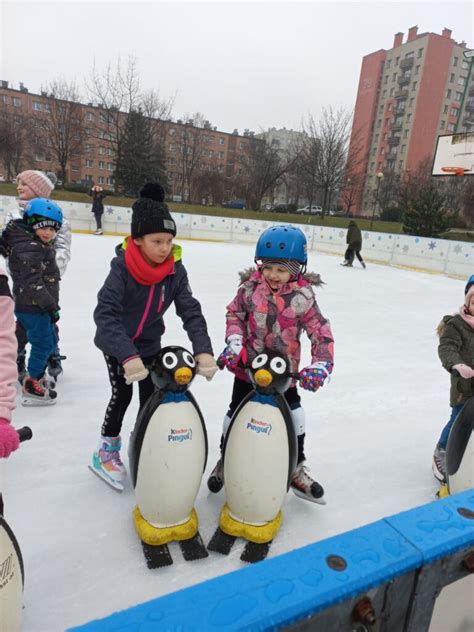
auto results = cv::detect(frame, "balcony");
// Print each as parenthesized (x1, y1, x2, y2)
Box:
(400, 57, 414, 70)
(391, 119, 403, 130)
(398, 73, 411, 86)
(395, 89, 409, 99)
(388, 136, 400, 146)
(465, 98, 474, 112)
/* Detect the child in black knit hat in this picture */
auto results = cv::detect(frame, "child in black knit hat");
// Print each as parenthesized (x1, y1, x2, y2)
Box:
(90, 183, 217, 490)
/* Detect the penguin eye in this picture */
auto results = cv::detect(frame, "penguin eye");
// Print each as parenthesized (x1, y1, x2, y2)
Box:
(252, 354, 268, 369)
(270, 357, 286, 374)
(162, 352, 178, 369)
(183, 351, 195, 368)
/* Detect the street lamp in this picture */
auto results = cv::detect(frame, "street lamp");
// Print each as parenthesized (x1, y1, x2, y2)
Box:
(370, 172, 384, 230)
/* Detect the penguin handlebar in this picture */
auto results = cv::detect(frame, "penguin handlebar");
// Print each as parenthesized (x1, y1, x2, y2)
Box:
(17, 426, 33, 443)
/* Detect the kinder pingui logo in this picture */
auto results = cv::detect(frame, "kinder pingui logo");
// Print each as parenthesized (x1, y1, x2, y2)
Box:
(168, 427, 193, 443)
(0, 553, 15, 589)
(246, 418, 272, 436)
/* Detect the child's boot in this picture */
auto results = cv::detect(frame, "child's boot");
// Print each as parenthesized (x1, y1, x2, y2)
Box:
(207, 458, 224, 493)
(22, 375, 57, 406)
(91, 435, 126, 490)
(291, 462, 326, 504)
(432, 445, 446, 483)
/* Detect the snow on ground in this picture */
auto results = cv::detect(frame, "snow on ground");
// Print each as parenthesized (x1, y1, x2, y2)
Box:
(1, 233, 464, 631)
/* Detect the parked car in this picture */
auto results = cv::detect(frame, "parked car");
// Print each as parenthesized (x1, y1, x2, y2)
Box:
(0, 175, 6, 183)
(296, 205, 323, 216)
(223, 199, 246, 209)
(270, 203, 291, 213)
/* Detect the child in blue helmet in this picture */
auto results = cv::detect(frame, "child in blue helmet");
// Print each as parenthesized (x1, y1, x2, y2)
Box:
(208, 224, 335, 503)
(2, 198, 63, 405)
(432, 274, 474, 482)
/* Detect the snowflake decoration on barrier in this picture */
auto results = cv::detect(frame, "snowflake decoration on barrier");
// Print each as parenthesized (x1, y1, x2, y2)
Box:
(339, 231, 345, 238)
(454, 245, 462, 254)
(428, 241, 436, 251)
(106, 207, 114, 215)
(200, 217, 207, 223)
(244, 226, 251, 232)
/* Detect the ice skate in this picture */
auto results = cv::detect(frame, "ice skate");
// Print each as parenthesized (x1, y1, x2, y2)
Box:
(432, 446, 446, 483)
(89, 435, 126, 491)
(21, 375, 57, 406)
(94, 229, 103, 235)
(207, 458, 224, 493)
(361, 261, 366, 269)
(341, 261, 352, 267)
(47, 351, 66, 379)
(291, 462, 326, 504)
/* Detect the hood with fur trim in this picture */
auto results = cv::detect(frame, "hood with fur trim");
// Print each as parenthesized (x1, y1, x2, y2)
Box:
(238, 266, 324, 287)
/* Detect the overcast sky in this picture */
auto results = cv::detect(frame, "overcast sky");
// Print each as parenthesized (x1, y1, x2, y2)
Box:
(1, 1, 473, 134)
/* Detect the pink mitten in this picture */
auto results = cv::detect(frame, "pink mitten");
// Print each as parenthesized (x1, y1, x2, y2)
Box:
(0, 418, 20, 459)
(452, 363, 474, 379)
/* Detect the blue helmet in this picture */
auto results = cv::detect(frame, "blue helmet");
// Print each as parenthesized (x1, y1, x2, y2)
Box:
(24, 198, 63, 231)
(466, 274, 474, 295)
(255, 224, 307, 265)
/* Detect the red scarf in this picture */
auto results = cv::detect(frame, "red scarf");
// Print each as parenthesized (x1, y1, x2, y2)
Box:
(124, 237, 175, 286)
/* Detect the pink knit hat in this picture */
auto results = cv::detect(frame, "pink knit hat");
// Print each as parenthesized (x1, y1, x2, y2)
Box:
(17, 170, 54, 198)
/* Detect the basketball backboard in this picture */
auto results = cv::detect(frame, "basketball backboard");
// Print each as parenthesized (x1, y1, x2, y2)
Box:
(432, 132, 474, 176)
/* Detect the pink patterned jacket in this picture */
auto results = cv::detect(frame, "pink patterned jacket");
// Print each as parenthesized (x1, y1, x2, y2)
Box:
(225, 269, 334, 382)
(0, 266, 18, 421)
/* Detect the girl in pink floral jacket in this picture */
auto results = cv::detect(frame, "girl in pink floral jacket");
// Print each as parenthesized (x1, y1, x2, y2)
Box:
(207, 225, 334, 503)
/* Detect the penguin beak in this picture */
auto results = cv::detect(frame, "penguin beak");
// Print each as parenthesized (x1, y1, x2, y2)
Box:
(254, 369, 273, 387)
(175, 367, 192, 385)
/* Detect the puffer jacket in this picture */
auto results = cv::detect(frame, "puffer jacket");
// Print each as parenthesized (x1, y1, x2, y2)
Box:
(0, 267, 17, 421)
(94, 241, 213, 364)
(346, 221, 362, 250)
(225, 268, 334, 381)
(438, 314, 474, 406)
(3, 202, 71, 277)
(2, 219, 60, 313)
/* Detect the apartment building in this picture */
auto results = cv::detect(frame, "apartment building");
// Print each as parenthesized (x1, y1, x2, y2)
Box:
(346, 26, 473, 214)
(0, 81, 252, 203)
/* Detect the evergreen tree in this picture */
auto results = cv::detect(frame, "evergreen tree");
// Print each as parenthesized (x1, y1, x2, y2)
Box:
(402, 184, 452, 237)
(115, 109, 167, 196)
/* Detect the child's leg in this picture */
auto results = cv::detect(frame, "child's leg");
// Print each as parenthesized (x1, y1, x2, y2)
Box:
(16, 312, 56, 379)
(101, 354, 134, 437)
(437, 405, 464, 449)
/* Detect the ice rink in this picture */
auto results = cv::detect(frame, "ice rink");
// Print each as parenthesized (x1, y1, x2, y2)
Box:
(1, 233, 465, 631)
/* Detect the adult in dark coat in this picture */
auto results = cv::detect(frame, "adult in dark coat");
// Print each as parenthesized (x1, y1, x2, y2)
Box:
(90, 185, 107, 235)
(342, 220, 366, 268)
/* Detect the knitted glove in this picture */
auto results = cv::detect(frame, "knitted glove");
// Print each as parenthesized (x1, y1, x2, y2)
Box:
(49, 308, 60, 323)
(452, 363, 474, 379)
(122, 356, 149, 385)
(298, 361, 333, 392)
(0, 419, 20, 459)
(195, 353, 218, 381)
(217, 335, 248, 370)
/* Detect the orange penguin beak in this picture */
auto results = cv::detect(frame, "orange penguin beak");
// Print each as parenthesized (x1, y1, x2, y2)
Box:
(175, 367, 192, 385)
(254, 369, 272, 387)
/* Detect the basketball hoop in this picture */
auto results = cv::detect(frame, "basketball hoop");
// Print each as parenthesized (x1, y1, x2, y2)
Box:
(441, 166, 469, 176)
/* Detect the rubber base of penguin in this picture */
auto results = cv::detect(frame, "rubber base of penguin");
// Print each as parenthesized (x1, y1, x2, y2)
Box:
(219, 503, 282, 544)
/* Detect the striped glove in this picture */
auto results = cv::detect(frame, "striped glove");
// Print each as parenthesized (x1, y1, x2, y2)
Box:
(298, 361, 333, 392)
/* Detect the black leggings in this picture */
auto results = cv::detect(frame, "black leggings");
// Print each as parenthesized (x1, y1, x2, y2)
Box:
(345, 247, 364, 265)
(101, 354, 155, 438)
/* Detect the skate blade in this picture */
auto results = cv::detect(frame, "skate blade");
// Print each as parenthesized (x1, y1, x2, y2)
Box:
(21, 396, 57, 407)
(88, 464, 124, 492)
(291, 487, 327, 505)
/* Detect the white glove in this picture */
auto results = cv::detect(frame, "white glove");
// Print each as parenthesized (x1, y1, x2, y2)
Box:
(195, 353, 218, 381)
(452, 363, 474, 379)
(122, 357, 149, 385)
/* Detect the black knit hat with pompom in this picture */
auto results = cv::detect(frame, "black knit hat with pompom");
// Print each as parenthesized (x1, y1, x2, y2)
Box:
(131, 182, 176, 238)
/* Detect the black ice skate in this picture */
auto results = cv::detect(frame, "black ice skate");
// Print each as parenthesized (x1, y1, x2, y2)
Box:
(47, 352, 66, 379)
(291, 462, 326, 504)
(207, 458, 224, 493)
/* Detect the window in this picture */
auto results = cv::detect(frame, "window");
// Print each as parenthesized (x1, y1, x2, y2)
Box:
(404, 129, 409, 138)
(384, 75, 388, 85)
(418, 48, 423, 58)
(390, 87, 395, 96)
(107, 162, 114, 171)
(99, 160, 105, 169)
(415, 65, 420, 75)
(218, 151, 224, 159)
(450, 73, 455, 82)
(444, 104, 449, 114)
(219, 138, 225, 145)
(0, 95, 8, 104)
(401, 145, 406, 153)
(33, 101, 42, 111)
(395, 56, 400, 66)
(85, 174, 93, 182)
(406, 113, 412, 122)
(440, 119, 446, 129)
(85, 159, 93, 167)
(451, 107, 460, 116)
(446, 89, 452, 98)
(398, 160, 404, 169)
(448, 123, 456, 132)
(169, 128, 176, 135)
(377, 119, 381, 128)
(462, 60, 469, 70)
(379, 104, 384, 113)
(370, 161, 375, 171)
(382, 89, 387, 98)
(98, 176, 105, 184)
(34, 151, 45, 161)
(392, 72, 397, 82)
(409, 98, 414, 107)
(453, 56, 458, 67)
(13, 97, 21, 107)
(412, 82, 417, 90)
(168, 143, 175, 152)
(455, 91, 463, 101)
(71, 164, 80, 172)
(85, 144, 93, 153)
(458, 76, 466, 86)
(86, 112, 94, 121)
(387, 59, 392, 69)
(106, 176, 114, 185)
(99, 147, 106, 155)
(387, 103, 392, 111)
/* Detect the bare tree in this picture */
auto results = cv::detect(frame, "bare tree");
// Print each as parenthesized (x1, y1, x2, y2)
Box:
(87, 57, 173, 192)
(35, 79, 86, 185)
(176, 113, 208, 202)
(0, 104, 33, 179)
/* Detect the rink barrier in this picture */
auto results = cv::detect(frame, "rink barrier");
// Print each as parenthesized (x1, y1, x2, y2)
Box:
(69, 490, 474, 632)
(0, 195, 472, 279)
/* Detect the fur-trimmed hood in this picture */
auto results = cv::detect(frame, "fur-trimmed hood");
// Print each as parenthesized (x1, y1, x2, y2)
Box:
(238, 266, 324, 287)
